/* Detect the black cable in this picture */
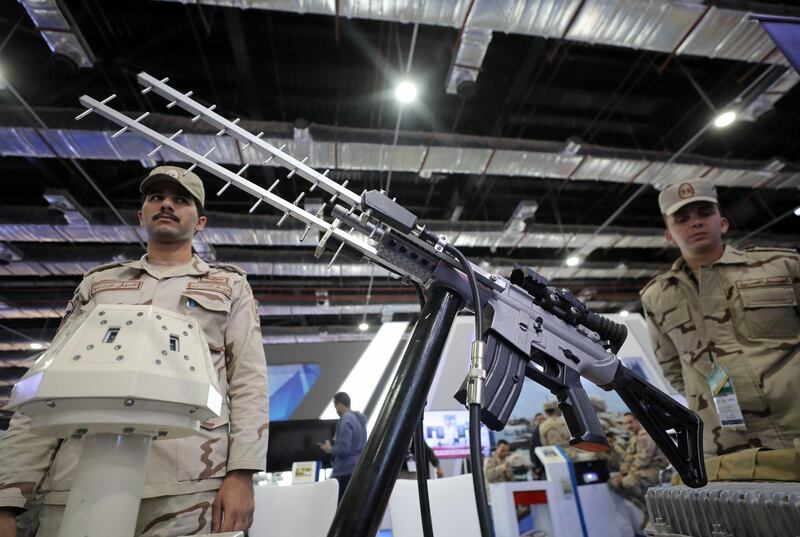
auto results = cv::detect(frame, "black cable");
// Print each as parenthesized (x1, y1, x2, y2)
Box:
(442, 244, 483, 338)
(411, 281, 434, 537)
(469, 403, 494, 537)
(441, 244, 493, 537)
(413, 418, 435, 537)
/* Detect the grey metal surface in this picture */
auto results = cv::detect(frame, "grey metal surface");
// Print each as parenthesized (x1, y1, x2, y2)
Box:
(646, 483, 800, 537)
(1, 126, 798, 190)
(154, 0, 785, 65)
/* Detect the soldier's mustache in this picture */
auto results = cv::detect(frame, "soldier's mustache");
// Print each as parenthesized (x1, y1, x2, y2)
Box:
(153, 212, 179, 222)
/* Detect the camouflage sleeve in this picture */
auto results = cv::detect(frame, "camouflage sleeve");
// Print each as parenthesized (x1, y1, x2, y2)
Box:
(224, 278, 269, 472)
(619, 440, 634, 474)
(0, 279, 90, 509)
(628, 434, 661, 475)
(483, 457, 511, 483)
(641, 294, 684, 393)
(0, 414, 59, 509)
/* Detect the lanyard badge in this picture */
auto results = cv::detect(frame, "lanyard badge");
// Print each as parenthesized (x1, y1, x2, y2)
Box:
(706, 361, 746, 431)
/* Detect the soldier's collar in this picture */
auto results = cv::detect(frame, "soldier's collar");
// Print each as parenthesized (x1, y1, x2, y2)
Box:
(669, 244, 747, 274)
(126, 254, 211, 278)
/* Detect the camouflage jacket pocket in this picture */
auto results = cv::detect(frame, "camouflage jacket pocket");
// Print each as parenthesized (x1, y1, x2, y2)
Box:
(736, 278, 800, 340)
(180, 290, 231, 349)
(176, 416, 230, 482)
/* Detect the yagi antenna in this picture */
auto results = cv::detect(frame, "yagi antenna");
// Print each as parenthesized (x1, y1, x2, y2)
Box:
(77, 72, 393, 272)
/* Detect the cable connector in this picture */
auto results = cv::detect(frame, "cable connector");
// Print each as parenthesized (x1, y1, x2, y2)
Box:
(434, 235, 448, 253)
(466, 340, 486, 406)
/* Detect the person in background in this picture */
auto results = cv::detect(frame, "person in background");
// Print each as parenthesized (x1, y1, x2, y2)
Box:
(320, 392, 367, 502)
(539, 401, 577, 461)
(529, 412, 547, 479)
(399, 441, 444, 480)
(609, 413, 668, 517)
(641, 178, 799, 458)
(484, 440, 513, 485)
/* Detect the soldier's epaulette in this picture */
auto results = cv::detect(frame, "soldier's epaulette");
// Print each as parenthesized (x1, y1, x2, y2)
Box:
(83, 260, 129, 277)
(209, 262, 247, 276)
(742, 246, 799, 256)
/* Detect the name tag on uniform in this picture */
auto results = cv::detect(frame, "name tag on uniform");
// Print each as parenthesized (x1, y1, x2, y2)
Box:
(186, 281, 232, 298)
(90, 280, 142, 296)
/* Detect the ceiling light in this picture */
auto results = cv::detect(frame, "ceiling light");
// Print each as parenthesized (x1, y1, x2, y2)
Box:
(394, 81, 418, 104)
(565, 256, 581, 267)
(29, 342, 43, 350)
(619, 310, 630, 318)
(713, 111, 737, 128)
(794, 206, 800, 216)
(358, 322, 369, 332)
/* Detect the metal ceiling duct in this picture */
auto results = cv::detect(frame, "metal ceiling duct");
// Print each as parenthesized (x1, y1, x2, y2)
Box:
(17, 0, 95, 69)
(153, 0, 798, 107)
(1, 126, 797, 189)
(0, 219, 680, 249)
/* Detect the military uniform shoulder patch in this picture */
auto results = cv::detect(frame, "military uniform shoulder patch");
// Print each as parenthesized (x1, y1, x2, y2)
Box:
(210, 262, 247, 276)
(83, 260, 129, 278)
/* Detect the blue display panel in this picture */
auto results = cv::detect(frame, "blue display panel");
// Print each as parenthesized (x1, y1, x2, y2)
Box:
(268, 363, 321, 421)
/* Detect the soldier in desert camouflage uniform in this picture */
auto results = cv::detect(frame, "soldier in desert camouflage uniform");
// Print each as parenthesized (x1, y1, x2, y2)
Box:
(0, 166, 269, 536)
(609, 413, 668, 512)
(640, 178, 800, 457)
(538, 401, 577, 460)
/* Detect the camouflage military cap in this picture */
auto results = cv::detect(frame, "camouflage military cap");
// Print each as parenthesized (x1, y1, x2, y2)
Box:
(140, 165, 206, 208)
(543, 401, 558, 411)
(658, 178, 717, 215)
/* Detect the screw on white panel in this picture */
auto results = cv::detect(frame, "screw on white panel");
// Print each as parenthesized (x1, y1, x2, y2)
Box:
(315, 203, 327, 217)
(287, 156, 308, 179)
(267, 179, 280, 192)
(147, 144, 163, 158)
(168, 129, 184, 141)
(75, 94, 117, 120)
(241, 132, 264, 151)
(249, 198, 263, 214)
(300, 224, 313, 242)
(141, 77, 168, 94)
(236, 163, 250, 176)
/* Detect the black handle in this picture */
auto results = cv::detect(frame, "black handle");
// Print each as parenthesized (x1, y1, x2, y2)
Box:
(610, 364, 707, 488)
(555, 368, 610, 452)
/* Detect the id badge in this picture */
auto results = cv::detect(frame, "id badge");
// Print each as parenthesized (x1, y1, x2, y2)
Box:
(707, 364, 746, 431)
(407, 458, 417, 473)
